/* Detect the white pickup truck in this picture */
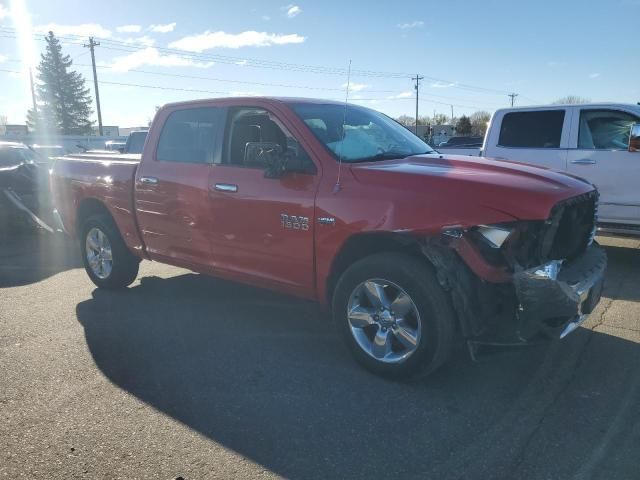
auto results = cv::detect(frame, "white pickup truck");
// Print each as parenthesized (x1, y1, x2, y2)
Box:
(438, 103, 640, 235)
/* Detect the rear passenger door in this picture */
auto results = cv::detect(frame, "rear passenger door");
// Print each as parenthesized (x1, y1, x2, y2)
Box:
(134, 106, 225, 266)
(566, 107, 640, 225)
(486, 108, 571, 171)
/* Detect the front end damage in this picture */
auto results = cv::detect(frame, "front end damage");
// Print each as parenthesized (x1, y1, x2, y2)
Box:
(421, 189, 606, 348)
(513, 245, 606, 339)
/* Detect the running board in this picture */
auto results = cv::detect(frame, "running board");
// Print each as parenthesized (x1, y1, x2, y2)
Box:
(2, 189, 54, 233)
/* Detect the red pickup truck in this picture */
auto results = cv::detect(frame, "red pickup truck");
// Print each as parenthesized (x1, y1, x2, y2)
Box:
(50, 97, 606, 378)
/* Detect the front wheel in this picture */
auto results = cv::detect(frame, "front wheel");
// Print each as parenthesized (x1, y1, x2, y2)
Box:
(333, 253, 456, 379)
(81, 214, 139, 289)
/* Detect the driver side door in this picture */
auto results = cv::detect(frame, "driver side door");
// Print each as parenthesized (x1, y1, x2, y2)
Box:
(207, 105, 320, 297)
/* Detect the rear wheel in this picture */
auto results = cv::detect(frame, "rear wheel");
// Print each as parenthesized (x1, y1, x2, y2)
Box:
(81, 214, 139, 289)
(333, 253, 456, 379)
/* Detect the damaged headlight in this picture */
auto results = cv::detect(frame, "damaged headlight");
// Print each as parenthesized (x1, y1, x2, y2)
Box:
(476, 224, 514, 248)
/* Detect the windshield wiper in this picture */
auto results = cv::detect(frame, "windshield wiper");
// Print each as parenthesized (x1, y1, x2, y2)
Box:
(349, 152, 412, 163)
(350, 150, 437, 163)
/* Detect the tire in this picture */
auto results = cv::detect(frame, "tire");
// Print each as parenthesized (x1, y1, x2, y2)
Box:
(332, 252, 456, 379)
(80, 214, 140, 289)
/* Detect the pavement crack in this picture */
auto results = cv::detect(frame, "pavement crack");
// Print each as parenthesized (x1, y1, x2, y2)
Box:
(507, 266, 627, 476)
(592, 296, 614, 331)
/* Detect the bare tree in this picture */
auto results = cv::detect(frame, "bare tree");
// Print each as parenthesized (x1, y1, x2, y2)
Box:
(470, 111, 491, 137)
(552, 96, 590, 105)
(395, 115, 414, 126)
(432, 113, 449, 125)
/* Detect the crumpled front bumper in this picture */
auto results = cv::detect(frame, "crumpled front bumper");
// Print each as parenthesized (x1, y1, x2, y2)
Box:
(512, 244, 607, 340)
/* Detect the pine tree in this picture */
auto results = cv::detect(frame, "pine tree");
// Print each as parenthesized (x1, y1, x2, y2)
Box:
(27, 32, 94, 134)
(455, 115, 472, 136)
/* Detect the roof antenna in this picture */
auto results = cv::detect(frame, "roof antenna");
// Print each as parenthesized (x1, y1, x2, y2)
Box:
(333, 59, 352, 194)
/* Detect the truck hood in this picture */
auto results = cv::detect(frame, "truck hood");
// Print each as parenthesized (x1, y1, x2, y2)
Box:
(349, 154, 594, 222)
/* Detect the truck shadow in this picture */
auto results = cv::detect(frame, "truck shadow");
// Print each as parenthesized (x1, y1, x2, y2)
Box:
(600, 243, 640, 302)
(0, 232, 81, 287)
(75, 259, 640, 479)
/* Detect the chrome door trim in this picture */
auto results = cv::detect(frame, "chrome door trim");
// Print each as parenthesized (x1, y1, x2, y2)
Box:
(570, 159, 597, 165)
(139, 176, 159, 185)
(213, 183, 238, 193)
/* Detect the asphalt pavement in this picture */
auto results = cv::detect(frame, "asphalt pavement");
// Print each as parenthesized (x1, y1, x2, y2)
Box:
(1, 231, 639, 479)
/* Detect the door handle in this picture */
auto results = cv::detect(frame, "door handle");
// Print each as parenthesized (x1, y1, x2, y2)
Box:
(570, 159, 596, 165)
(213, 183, 238, 193)
(139, 176, 159, 184)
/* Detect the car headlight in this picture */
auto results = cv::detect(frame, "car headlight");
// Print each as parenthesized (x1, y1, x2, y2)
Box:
(476, 224, 514, 248)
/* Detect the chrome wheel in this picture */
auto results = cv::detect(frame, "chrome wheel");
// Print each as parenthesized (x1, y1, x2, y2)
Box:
(347, 278, 422, 364)
(85, 227, 113, 280)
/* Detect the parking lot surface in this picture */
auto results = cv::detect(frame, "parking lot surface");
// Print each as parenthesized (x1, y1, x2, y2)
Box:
(1, 232, 639, 479)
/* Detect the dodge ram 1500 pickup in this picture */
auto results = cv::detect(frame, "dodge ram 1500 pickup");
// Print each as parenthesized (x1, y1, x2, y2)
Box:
(50, 97, 607, 378)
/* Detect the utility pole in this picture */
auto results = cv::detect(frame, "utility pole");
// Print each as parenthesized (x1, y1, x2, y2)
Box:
(413, 74, 424, 136)
(508, 93, 519, 107)
(84, 37, 103, 136)
(29, 68, 38, 114)
(450, 105, 454, 124)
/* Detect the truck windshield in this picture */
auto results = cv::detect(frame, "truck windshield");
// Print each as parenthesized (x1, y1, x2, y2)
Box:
(289, 102, 435, 163)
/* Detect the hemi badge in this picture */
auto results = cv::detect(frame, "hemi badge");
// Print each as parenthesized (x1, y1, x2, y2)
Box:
(317, 217, 336, 225)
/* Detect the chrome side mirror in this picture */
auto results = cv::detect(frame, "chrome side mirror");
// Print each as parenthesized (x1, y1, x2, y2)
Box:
(630, 124, 640, 152)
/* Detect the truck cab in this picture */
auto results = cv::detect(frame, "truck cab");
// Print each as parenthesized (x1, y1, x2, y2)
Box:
(484, 103, 640, 233)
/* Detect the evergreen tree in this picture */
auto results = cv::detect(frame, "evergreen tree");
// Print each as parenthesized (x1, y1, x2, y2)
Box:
(27, 32, 94, 134)
(455, 115, 472, 136)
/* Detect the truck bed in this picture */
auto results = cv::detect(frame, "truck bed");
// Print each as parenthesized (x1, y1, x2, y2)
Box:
(50, 153, 146, 256)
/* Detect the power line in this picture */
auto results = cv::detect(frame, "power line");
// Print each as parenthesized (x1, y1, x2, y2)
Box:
(0, 67, 500, 111)
(0, 69, 497, 110)
(0, 26, 518, 94)
(99, 80, 228, 95)
(6, 55, 506, 108)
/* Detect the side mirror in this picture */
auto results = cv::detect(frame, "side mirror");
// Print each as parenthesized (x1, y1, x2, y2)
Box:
(629, 124, 640, 152)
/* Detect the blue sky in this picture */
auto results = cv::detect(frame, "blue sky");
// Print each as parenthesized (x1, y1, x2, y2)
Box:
(0, 0, 638, 127)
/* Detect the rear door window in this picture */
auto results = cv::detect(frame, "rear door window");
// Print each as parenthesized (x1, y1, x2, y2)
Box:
(498, 110, 565, 148)
(157, 107, 225, 163)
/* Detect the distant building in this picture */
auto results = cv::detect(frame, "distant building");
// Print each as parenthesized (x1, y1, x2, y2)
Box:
(403, 123, 456, 146)
(119, 126, 149, 136)
(1, 124, 29, 136)
(92, 125, 120, 136)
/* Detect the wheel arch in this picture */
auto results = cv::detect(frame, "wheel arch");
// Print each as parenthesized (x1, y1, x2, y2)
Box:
(76, 198, 113, 238)
(325, 232, 427, 305)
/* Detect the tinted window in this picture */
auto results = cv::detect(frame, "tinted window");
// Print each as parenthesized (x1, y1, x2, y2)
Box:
(126, 131, 148, 154)
(157, 108, 224, 163)
(226, 107, 315, 172)
(498, 110, 565, 148)
(0, 147, 36, 168)
(578, 109, 639, 150)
